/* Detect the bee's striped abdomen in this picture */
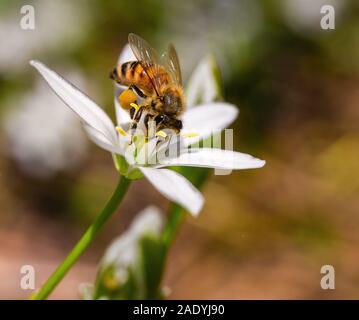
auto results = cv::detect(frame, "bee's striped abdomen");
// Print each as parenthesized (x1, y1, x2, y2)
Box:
(111, 61, 172, 96)
(113, 61, 154, 95)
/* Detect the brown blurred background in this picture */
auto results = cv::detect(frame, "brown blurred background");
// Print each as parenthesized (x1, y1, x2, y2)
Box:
(1, 0, 359, 299)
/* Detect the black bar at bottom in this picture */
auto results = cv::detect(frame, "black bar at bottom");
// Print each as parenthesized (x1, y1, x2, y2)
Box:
(0, 300, 356, 318)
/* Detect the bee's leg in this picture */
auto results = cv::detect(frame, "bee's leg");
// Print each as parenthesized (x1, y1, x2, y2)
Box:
(135, 105, 144, 122)
(129, 104, 137, 120)
(129, 103, 145, 136)
(129, 84, 147, 99)
(127, 112, 138, 145)
(129, 104, 144, 122)
(143, 113, 151, 133)
(129, 104, 151, 145)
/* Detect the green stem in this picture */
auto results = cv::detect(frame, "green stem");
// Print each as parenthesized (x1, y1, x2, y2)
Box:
(161, 204, 184, 249)
(32, 176, 131, 300)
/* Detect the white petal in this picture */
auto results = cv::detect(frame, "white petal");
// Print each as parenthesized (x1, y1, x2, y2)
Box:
(114, 86, 132, 125)
(83, 124, 124, 155)
(186, 56, 219, 107)
(30, 60, 117, 144)
(140, 167, 204, 217)
(113, 44, 136, 125)
(157, 148, 266, 170)
(117, 43, 136, 65)
(181, 102, 238, 145)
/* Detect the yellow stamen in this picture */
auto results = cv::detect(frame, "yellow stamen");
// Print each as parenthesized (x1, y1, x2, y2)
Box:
(116, 126, 127, 136)
(156, 130, 167, 138)
(183, 132, 199, 138)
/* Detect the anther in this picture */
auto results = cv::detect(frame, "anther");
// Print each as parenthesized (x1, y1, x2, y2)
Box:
(156, 130, 167, 138)
(183, 132, 199, 138)
(116, 126, 127, 136)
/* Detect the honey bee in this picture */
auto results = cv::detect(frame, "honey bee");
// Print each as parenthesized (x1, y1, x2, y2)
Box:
(110, 33, 185, 134)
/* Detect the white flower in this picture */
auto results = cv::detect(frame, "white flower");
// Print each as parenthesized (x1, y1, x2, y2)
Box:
(80, 206, 164, 300)
(102, 205, 163, 279)
(29, 43, 265, 216)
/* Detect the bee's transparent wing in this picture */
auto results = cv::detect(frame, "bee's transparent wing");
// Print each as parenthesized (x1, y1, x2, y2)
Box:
(162, 44, 182, 85)
(128, 33, 162, 95)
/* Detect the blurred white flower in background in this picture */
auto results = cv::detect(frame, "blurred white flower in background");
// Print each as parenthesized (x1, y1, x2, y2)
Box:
(80, 206, 164, 300)
(101, 205, 163, 281)
(4, 76, 88, 178)
(0, 0, 89, 73)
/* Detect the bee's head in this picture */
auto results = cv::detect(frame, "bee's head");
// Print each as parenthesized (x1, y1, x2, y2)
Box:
(160, 93, 179, 114)
(157, 86, 183, 115)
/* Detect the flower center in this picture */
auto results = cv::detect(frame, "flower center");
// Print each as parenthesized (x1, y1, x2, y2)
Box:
(115, 105, 199, 167)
